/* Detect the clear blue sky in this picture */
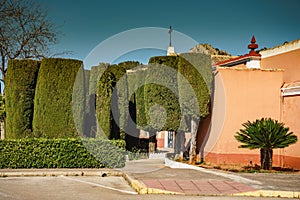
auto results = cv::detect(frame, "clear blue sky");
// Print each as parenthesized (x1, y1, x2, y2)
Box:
(37, 0, 300, 65)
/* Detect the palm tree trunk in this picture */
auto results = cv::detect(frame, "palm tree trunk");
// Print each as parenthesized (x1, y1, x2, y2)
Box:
(260, 148, 273, 170)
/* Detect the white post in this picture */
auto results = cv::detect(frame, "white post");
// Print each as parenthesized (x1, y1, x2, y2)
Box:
(164, 131, 169, 148)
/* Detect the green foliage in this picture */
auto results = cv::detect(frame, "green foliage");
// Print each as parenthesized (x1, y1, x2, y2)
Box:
(33, 58, 82, 138)
(0, 138, 125, 168)
(145, 56, 181, 131)
(97, 69, 117, 138)
(86, 63, 109, 137)
(235, 118, 297, 170)
(177, 54, 211, 131)
(179, 53, 212, 95)
(145, 55, 211, 132)
(148, 56, 179, 70)
(72, 66, 86, 136)
(117, 61, 140, 70)
(89, 63, 109, 95)
(96, 62, 140, 139)
(235, 118, 297, 149)
(110, 139, 126, 150)
(5, 59, 40, 138)
(127, 146, 148, 160)
(126, 65, 148, 129)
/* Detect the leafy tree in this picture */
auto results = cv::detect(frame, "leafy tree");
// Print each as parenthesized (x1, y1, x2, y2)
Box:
(0, 0, 57, 90)
(235, 118, 298, 170)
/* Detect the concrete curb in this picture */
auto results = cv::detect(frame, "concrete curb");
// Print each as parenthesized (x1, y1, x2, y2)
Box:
(122, 173, 182, 195)
(0, 169, 120, 177)
(233, 190, 300, 199)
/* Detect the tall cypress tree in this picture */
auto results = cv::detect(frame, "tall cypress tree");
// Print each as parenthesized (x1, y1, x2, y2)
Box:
(33, 58, 82, 138)
(177, 53, 211, 163)
(5, 59, 40, 138)
(96, 62, 139, 139)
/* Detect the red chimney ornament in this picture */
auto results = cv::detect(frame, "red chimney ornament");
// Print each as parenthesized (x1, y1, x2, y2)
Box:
(248, 35, 260, 56)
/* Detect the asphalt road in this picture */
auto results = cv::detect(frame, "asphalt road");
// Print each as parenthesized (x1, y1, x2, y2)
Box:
(0, 176, 293, 200)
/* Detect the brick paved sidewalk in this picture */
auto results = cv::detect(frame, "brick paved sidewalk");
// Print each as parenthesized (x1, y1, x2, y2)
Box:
(142, 179, 256, 195)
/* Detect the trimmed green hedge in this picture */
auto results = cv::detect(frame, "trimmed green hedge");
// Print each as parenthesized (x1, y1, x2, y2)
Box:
(146, 56, 181, 131)
(33, 58, 82, 138)
(177, 54, 211, 128)
(89, 63, 109, 95)
(0, 138, 125, 168)
(96, 62, 139, 139)
(179, 53, 212, 94)
(126, 65, 148, 129)
(5, 59, 40, 138)
(86, 63, 109, 138)
(72, 66, 86, 137)
(146, 55, 211, 132)
(97, 68, 116, 138)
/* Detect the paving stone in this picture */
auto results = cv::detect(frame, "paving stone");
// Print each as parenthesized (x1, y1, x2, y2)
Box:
(142, 179, 257, 195)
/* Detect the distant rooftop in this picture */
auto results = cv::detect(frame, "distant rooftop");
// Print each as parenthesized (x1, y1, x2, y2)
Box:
(260, 38, 300, 58)
(214, 36, 261, 67)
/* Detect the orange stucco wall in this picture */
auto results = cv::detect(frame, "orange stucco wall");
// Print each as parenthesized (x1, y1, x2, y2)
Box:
(203, 67, 286, 167)
(281, 95, 300, 168)
(261, 48, 300, 83)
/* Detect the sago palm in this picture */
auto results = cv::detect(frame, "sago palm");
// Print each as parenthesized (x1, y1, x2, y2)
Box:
(235, 118, 297, 170)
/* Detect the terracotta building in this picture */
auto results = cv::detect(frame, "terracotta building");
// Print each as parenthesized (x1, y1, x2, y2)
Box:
(197, 37, 300, 169)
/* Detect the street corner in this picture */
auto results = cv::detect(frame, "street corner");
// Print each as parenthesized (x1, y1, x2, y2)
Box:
(123, 173, 182, 195)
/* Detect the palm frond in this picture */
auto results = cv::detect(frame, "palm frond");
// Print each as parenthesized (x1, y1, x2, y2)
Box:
(235, 118, 298, 150)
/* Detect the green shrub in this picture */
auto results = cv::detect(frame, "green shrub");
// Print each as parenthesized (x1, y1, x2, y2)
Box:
(110, 139, 126, 150)
(0, 138, 125, 168)
(5, 59, 40, 138)
(33, 58, 82, 138)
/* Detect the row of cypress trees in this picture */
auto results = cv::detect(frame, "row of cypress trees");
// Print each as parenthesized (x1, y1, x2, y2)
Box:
(95, 54, 211, 151)
(5, 54, 212, 144)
